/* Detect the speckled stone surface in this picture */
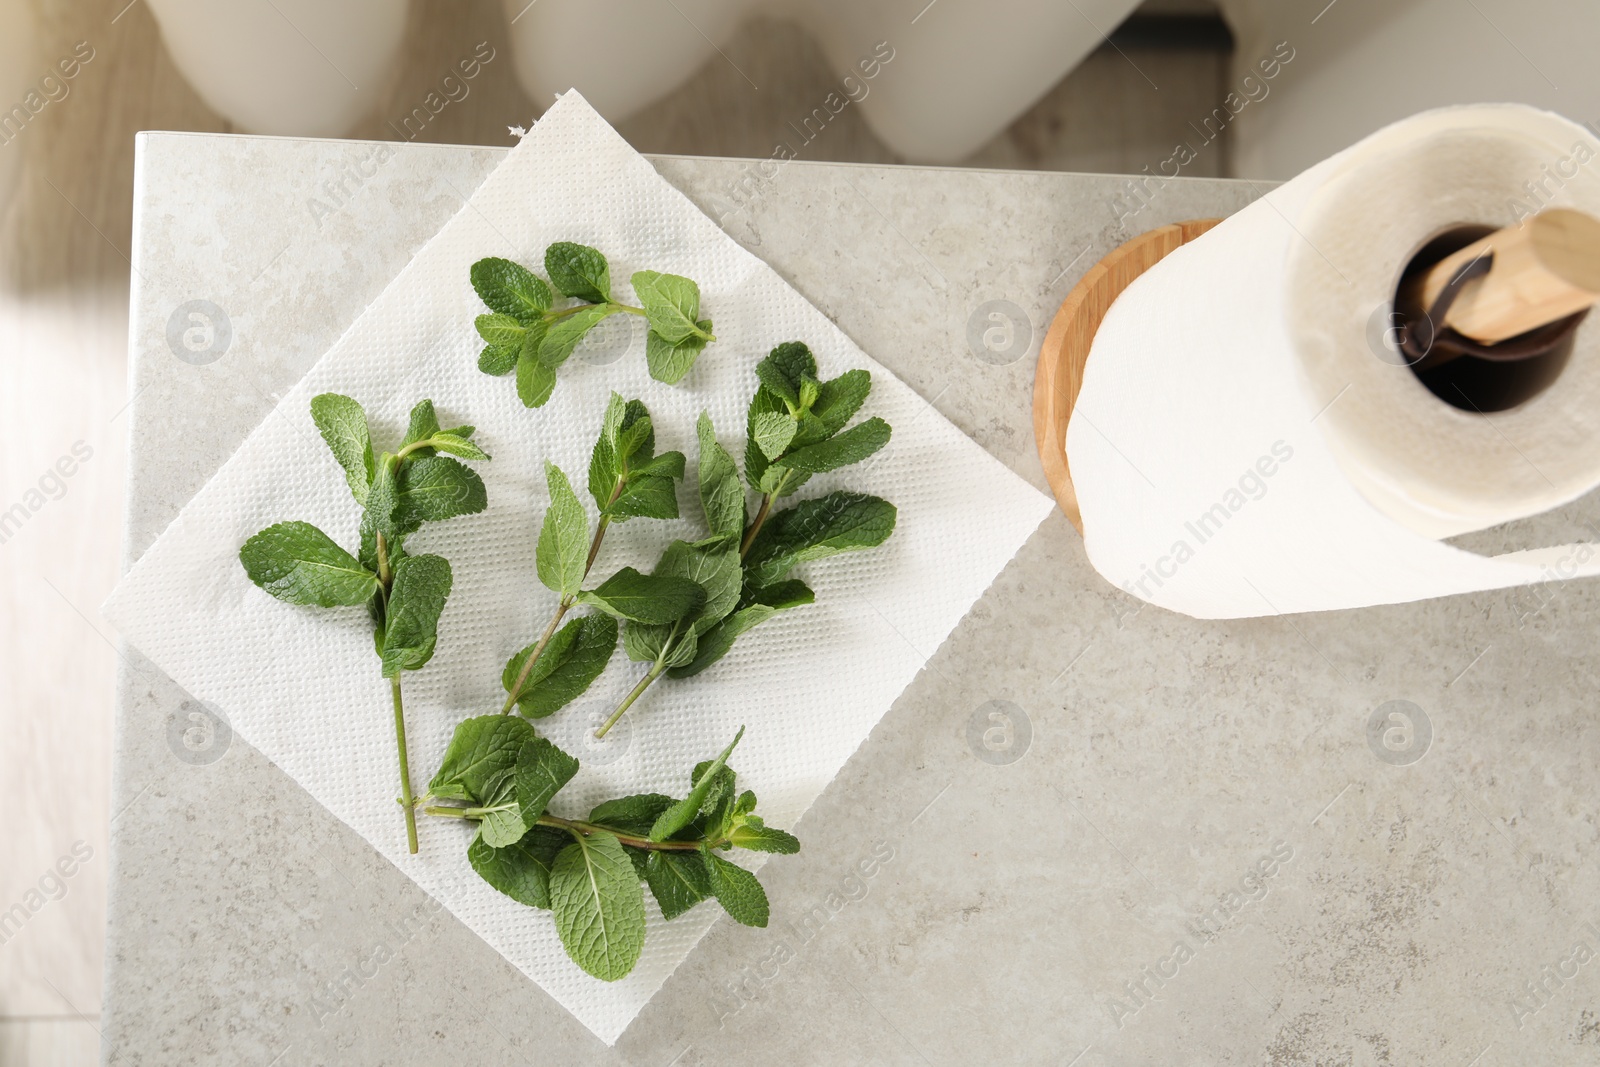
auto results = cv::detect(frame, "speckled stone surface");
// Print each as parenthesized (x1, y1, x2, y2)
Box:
(107, 133, 1600, 1066)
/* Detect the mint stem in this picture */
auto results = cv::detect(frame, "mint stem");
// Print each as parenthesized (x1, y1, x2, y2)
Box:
(594, 662, 663, 739)
(740, 493, 774, 557)
(501, 492, 619, 715)
(392, 676, 419, 855)
(422, 805, 721, 852)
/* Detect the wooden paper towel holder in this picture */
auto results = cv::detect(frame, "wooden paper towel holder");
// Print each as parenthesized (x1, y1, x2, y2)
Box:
(1032, 209, 1600, 533)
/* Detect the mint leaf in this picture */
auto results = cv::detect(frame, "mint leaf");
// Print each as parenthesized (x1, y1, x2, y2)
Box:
(516, 345, 557, 408)
(645, 850, 713, 920)
(380, 553, 452, 676)
(429, 714, 536, 802)
(240, 522, 379, 607)
(649, 728, 743, 841)
(754, 359, 800, 407)
(539, 304, 616, 368)
(664, 539, 742, 635)
(632, 451, 686, 480)
(587, 393, 628, 511)
(544, 242, 611, 304)
(623, 620, 698, 668)
(606, 472, 680, 522)
(631, 271, 712, 346)
(478, 342, 520, 376)
(477, 771, 529, 848)
(550, 831, 647, 981)
(472, 257, 552, 321)
(616, 404, 655, 463)
(745, 492, 897, 585)
(429, 432, 490, 461)
(645, 327, 709, 385)
(704, 851, 769, 927)
(764, 342, 817, 388)
(729, 822, 800, 854)
(588, 794, 675, 836)
(536, 462, 588, 598)
(502, 613, 618, 719)
(516, 737, 579, 825)
(310, 394, 374, 504)
(666, 580, 815, 679)
(697, 413, 745, 543)
(751, 411, 796, 462)
(776, 417, 890, 475)
(401, 399, 442, 453)
(808, 369, 872, 441)
(360, 459, 409, 569)
(743, 384, 788, 492)
(469, 824, 566, 909)
(577, 568, 705, 624)
(474, 313, 526, 350)
(395, 456, 487, 524)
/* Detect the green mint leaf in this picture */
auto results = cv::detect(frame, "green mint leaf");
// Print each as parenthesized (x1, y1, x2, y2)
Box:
(536, 462, 589, 598)
(631, 451, 685, 481)
(624, 622, 699, 669)
(469, 824, 567, 909)
(429, 432, 490, 461)
(401, 399, 442, 454)
(743, 385, 787, 492)
(477, 771, 529, 848)
(516, 737, 579, 826)
(631, 271, 711, 346)
(474, 313, 526, 350)
(360, 458, 410, 569)
(808, 369, 872, 442)
(605, 474, 679, 522)
(578, 568, 705, 624)
(666, 539, 743, 634)
(754, 359, 800, 407)
(688, 759, 737, 818)
(645, 328, 709, 385)
(776, 417, 890, 475)
(616, 401, 656, 463)
(550, 831, 647, 981)
(539, 304, 617, 369)
(240, 521, 379, 607)
(587, 794, 675, 837)
(644, 850, 713, 921)
(703, 851, 769, 927)
(309, 393, 374, 504)
(729, 823, 800, 854)
(395, 456, 488, 525)
(765, 342, 817, 388)
(751, 411, 797, 462)
(544, 242, 612, 304)
(735, 790, 757, 816)
(440, 424, 475, 439)
(696, 414, 745, 542)
(502, 613, 619, 719)
(745, 492, 897, 586)
(666, 579, 814, 679)
(516, 345, 557, 408)
(471, 257, 552, 321)
(798, 375, 820, 412)
(429, 714, 536, 802)
(588, 393, 627, 511)
(478, 343, 520, 376)
(649, 727, 744, 842)
(380, 553, 452, 676)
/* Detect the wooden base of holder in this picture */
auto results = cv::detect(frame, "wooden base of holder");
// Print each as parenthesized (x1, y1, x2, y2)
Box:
(1031, 218, 1222, 532)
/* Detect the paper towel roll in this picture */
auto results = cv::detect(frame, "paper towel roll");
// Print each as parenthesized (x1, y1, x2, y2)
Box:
(1068, 104, 1600, 619)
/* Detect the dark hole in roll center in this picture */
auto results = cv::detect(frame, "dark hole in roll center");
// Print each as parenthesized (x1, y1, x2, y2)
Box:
(1396, 224, 1575, 412)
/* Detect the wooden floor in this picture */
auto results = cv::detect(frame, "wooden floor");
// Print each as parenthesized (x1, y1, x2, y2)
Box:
(0, 1, 1227, 1062)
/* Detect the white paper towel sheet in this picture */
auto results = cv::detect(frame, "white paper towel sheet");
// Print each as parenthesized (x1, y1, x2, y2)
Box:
(1070, 104, 1600, 620)
(103, 93, 1053, 1043)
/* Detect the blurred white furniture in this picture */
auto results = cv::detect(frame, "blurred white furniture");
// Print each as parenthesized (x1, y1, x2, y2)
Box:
(1219, 0, 1600, 178)
(136, 0, 1147, 162)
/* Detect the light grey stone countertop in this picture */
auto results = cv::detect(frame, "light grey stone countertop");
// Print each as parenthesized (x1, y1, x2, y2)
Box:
(107, 132, 1600, 1066)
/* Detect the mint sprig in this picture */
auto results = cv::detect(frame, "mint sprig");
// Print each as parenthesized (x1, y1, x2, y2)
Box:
(423, 720, 792, 981)
(592, 342, 897, 738)
(239, 394, 490, 854)
(471, 242, 716, 407)
(497, 394, 697, 718)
